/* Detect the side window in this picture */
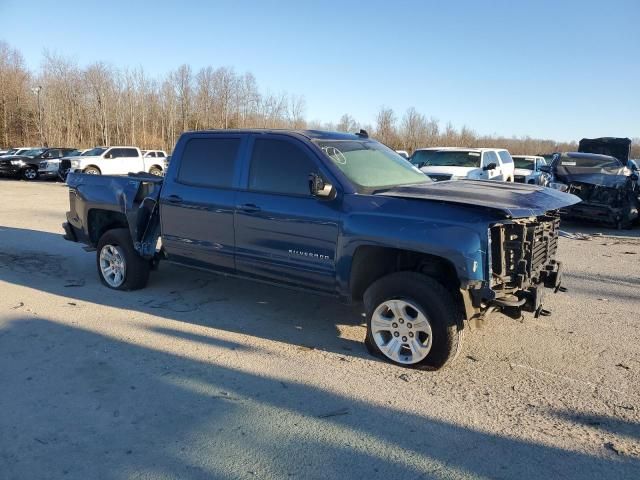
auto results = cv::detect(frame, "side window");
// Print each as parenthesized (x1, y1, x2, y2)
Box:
(106, 148, 120, 159)
(121, 148, 139, 157)
(148, 152, 156, 157)
(482, 151, 499, 166)
(498, 151, 513, 165)
(48, 149, 62, 158)
(177, 137, 240, 188)
(248, 138, 317, 196)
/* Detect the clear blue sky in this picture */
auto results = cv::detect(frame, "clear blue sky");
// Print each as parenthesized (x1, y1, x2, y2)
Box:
(1, 0, 638, 142)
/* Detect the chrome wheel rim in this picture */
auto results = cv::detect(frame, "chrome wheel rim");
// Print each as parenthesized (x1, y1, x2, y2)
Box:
(86, 169, 98, 175)
(99, 244, 126, 287)
(24, 168, 37, 179)
(371, 299, 433, 364)
(150, 169, 162, 176)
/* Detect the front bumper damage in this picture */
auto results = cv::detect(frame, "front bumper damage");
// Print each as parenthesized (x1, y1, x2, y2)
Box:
(560, 181, 639, 228)
(464, 214, 565, 320)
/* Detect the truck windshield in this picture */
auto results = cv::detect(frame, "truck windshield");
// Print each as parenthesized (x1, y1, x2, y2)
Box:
(410, 150, 439, 167)
(83, 147, 107, 156)
(417, 150, 481, 168)
(513, 157, 535, 169)
(314, 139, 430, 190)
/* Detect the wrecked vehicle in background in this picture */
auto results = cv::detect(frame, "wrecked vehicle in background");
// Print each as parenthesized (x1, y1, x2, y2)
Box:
(543, 140, 639, 229)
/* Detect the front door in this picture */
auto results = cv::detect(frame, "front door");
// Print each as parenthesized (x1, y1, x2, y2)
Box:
(481, 151, 502, 180)
(234, 135, 340, 293)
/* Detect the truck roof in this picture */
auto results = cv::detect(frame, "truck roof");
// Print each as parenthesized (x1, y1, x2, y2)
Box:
(182, 129, 365, 141)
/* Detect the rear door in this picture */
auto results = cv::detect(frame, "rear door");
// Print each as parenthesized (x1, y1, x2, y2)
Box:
(498, 150, 514, 181)
(159, 133, 245, 272)
(234, 134, 340, 293)
(117, 147, 144, 173)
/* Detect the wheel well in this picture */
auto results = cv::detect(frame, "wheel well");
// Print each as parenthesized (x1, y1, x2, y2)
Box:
(350, 246, 460, 302)
(84, 165, 101, 173)
(88, 209, 129, 245)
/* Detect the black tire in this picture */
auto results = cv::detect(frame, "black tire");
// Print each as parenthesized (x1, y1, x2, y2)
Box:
(149, 166, 163, 176)
(363, 272, 464, 370)
(22, 166, 39, 181)
(96, 228, 150, 291)
(83, 166, 101, 175)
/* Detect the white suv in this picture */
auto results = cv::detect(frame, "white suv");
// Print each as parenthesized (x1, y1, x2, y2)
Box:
(410, 147, 515, 182)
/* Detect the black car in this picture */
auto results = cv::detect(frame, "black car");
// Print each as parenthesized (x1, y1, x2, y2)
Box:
(0, 147, 76, 180)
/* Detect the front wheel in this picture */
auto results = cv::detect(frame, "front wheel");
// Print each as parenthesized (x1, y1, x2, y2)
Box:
(96, 228, 150, 290)
(83, 166, 101, 175)
(149, 166, 163, 176)
(363, 272, 464, 370)
(22, 166, 38, 181)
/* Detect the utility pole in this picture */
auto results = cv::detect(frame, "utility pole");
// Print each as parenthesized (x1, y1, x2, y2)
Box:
(31, 86, 45, 146)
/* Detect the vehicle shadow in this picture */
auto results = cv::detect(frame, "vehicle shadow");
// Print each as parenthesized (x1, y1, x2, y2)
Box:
(1, 316, 638, 479)
(0, 225, 368, 361)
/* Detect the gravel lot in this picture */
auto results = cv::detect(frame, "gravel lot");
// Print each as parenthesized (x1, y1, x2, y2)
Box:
(1, 179, 639, 480)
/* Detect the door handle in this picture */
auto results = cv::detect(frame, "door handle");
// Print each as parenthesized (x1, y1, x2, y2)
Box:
(237, 203, 261, 213)
(167, 194, 183, 204)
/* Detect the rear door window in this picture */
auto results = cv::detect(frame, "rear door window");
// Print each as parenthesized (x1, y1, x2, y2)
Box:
(178, 137, 241, 188)
(248, 138, 317, 196)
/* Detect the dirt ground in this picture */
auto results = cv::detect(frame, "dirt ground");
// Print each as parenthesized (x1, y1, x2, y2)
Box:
(1, 178, 639, 480)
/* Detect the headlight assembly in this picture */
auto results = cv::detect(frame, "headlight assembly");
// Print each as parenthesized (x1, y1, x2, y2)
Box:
(10, 159, 25, 166)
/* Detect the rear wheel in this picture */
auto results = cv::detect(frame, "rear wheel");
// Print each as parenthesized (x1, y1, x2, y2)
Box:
(22, 166, 38, 181)
(363, 272, 464, 370)
(96, 228, 150, 290)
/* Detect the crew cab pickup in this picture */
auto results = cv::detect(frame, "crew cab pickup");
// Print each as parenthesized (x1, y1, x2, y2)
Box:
(63, 129, 579, 369)
(69, 146, 163, 176)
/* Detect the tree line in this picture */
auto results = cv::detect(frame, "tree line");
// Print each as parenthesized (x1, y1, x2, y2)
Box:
(1, 41, 638, 157)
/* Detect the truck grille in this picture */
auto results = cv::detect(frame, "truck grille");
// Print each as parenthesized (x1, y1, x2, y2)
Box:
(490, 214, 560, 291)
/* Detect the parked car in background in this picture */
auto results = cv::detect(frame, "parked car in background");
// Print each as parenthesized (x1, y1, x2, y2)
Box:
(411, 147, 515, 182)
(142, 150, 168, 175)
(0, 147, 38, 159)
(63, 129, 579, 369)
(69, 146, 147, 175)
(511, 155, 550, 185)
(38, 149, 88, 180)
(395, 150, 409, 159)
(0, 147, 76, 180)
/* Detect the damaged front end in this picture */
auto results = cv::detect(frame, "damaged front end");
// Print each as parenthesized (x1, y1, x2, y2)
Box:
(550, 152, 639, 228)
(467, 213, 564, 321)
(562, 177, 639, 228)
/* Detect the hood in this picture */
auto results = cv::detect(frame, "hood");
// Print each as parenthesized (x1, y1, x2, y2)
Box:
(578, 137, 631, 163)
(420, 166, 482, 178)
(554, 154, 631, 188)
(378, 180, 580, 218)
(514, 168, 534, 176)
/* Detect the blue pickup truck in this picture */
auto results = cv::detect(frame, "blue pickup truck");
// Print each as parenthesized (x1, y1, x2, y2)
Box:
(63, 129, 579, 369)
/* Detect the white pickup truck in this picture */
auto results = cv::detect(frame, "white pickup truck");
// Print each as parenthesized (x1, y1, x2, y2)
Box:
(410, 147, 515, 182)
(69, 146, 164, 176)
